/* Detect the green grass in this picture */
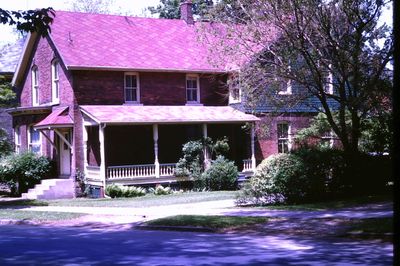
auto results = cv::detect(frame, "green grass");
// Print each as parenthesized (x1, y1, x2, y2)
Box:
(254, 195, 392, 211)
(348, 217, 393, 235)
(43, 191, 236, 208)
(0, 199, 49, 208)
(147, 215, 268, 230)
(0, 209, 84, 221)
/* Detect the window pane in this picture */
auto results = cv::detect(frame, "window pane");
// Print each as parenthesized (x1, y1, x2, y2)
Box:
(30, 127, 40, 143)
(278, 140, 288, 153)
(125, 75, 132, 87)
(187, 79, 197, 89)
(277, 123, 289, 138)
(187, 89, 197, 102)
(53, 62, 59, 79)
(125, 88, 137, 102)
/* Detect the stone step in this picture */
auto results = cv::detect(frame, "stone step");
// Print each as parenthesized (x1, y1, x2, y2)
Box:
(22, 179, 75, 200)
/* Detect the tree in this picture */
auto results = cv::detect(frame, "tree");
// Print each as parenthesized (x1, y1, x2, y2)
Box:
(148, 0, 214, 19)
(0, 8, 54, 36)
(66, 0, 117, 14)
(201, 0, 393, 156)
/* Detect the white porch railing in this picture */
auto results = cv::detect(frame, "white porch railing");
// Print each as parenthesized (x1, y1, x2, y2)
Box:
(108, 164, 156, 180)
(242, 159, 254, 172)
(160, 163, 176, 176)
(86, 165, 101, 181)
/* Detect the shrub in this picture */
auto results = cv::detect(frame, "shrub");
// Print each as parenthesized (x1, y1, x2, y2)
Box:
(236, 154, 308, 205)
(148, 185, 173, 195)
(0, 152, 53, 196)
(199, 156, 238, 191)
(105, 184, 146, 198)
(0, 128, 12, 157)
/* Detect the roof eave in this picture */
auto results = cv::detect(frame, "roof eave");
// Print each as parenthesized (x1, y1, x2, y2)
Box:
(67, 65, 228, 74)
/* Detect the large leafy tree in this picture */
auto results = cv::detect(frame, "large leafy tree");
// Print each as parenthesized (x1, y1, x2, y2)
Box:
(148, 0, 214, 19)
(201, 0, 393, 156)
(66, 0, 119, 15)
(0, 8, 54, 36)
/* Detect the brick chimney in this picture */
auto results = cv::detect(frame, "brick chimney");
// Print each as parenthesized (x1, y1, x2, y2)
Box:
(180, 0, 194, 24)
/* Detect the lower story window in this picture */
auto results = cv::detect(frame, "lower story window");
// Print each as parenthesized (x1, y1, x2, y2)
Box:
(29, 126, 41, 154)
(277, 122, 290, 153)
(321, 131, 334, 148)
(14, 126, 21, 153)
(125, 87, 138, 102)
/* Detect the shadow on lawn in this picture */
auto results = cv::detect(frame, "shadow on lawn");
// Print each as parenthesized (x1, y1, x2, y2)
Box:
(0, 224, 392, 265)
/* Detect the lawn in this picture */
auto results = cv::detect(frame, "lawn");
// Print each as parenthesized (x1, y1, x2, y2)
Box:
(254, 195, 392, 211)
(0, 191, 236, 208)
(0, 209, 84, 221)
(146, 215, 268, 231)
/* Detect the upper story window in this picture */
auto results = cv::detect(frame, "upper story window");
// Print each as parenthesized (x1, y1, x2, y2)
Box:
(28, 126, 41, 155)
(31, 66, 39, 106)
(186, 74, 200, 103)
(52, 60, 60, 104)
(277, 122, 291, 153)
(14, 126, 21, 154)
(228, 74, 241, 103)
(323, 71, 333, 95)
(124, 73, 140, 103)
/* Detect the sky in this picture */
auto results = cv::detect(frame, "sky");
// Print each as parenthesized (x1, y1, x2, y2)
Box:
(0, 0, 161, 45)
(0, 0, 393, 46)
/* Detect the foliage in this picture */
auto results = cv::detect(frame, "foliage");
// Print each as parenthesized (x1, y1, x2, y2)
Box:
(201, 0, 393, 156)
(148, 185, 174, 195)
(0, 128, 13, 157)
(175, 137, 230, 180)
(148, 0, 214, 19)
(359, 112, 392, 154)
(105, 184, 146, 198)
(0, 75, 16, 107)
(237, 154, 309, 205)
(198, 155, 238, 190)
(0, 152, 53, 196)
(0, 8, 54, 36)
(66, 0, 121, 15)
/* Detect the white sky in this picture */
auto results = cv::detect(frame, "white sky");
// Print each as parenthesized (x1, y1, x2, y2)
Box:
(0, 0, 161, 45)
(0, 0, 393, 46)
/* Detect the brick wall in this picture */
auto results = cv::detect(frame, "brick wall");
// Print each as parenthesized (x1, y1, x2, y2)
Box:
(73, 71, 228, 106)
(255, 113, 314, 161)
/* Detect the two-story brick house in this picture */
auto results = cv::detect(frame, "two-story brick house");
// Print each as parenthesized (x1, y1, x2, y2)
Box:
(9, 4, 266, 198)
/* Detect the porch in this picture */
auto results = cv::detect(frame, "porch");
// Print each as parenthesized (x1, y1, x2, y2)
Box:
(85, 159, 254, 186)
(81, 105, 259, 189)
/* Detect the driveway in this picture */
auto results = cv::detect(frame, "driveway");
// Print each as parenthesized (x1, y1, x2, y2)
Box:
(0, 224, 393, 265)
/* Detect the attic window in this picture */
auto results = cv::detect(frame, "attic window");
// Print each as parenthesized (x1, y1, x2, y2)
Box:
(52, 60, 60, 104)
(228, 74, 241, 103)
(124, 73, 140, 103)
(31, 66, 39, 106)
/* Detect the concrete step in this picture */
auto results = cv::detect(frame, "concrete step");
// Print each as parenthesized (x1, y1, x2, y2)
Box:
(22, 179, 75, 200)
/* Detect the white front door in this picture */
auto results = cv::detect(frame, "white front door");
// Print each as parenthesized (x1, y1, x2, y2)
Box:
(59, 131, 71, 176)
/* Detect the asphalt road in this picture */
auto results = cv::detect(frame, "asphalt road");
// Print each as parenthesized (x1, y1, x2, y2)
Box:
(0, 225, 393, 265)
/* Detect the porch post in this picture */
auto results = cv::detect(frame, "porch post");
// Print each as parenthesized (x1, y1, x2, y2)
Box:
(202, 123, 210, 169)
(82, 124, 88, 178)
(153, 124, 160, 178)
(251, 123, 256, 171)
(99, 123, 106, 195)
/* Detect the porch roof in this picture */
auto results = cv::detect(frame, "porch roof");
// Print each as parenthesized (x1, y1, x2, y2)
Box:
(80, 105, 259, 124)
(35, 106, 74, 129)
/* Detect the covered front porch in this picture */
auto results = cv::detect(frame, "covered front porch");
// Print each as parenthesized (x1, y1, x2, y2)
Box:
(80, 105, 259, 189)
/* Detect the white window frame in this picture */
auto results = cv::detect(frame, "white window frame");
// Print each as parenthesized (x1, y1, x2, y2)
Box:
(324, 71, 333, 95)
(278, 79, 292, 95)
(321, 130, 334, 148)
(228, 74, 241, 103)
(277, 122, 292, 153)
(28, 125, 42, 155)
(51, 59, 60, 104)
(14, 126, 21, 154)
(31, 66, 39, 106)
(186, 74, 201, 104)
(124, 72, 140, 104)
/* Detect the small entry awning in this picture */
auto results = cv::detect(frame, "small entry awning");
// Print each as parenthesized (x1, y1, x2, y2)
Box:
(35, 106, 74, 129)
(80, 105, 259, 124)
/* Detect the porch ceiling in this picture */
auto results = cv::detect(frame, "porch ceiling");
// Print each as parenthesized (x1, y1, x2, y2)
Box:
(80, 105, 259, 124)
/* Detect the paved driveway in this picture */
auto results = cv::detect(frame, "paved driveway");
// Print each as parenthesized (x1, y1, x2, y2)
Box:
(0, 225, 393, 265)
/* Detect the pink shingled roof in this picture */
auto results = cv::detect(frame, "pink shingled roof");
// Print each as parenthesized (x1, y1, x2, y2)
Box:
(50, 11, 225, 72)
(35, 106, 74, 129)
(80, 105, 259, 124)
